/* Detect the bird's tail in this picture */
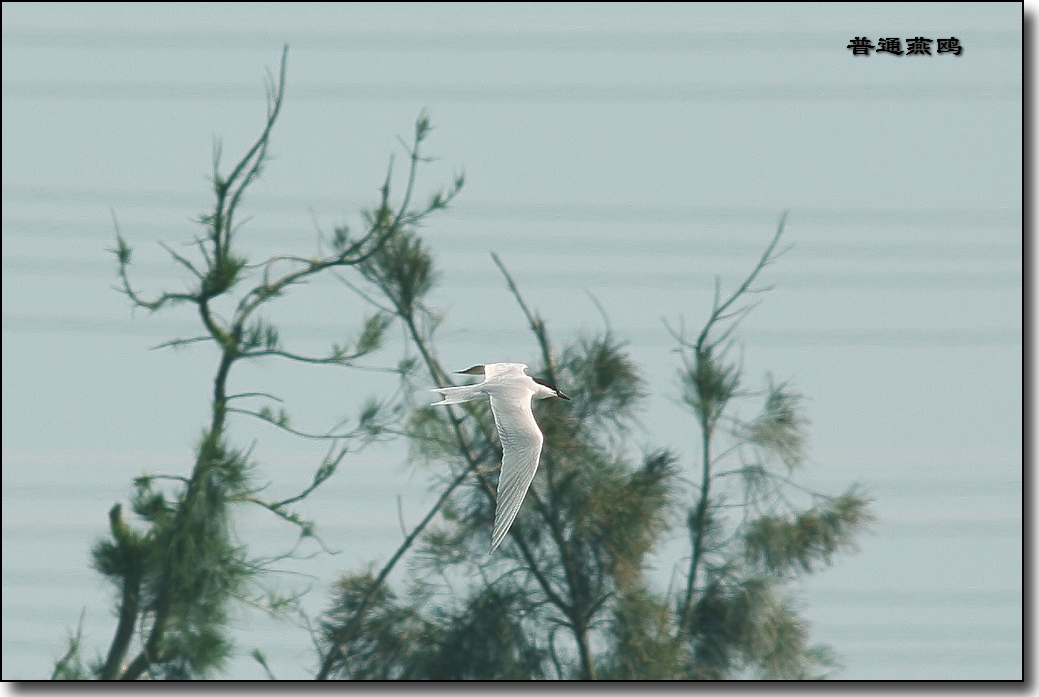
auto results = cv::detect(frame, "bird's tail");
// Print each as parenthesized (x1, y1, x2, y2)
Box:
(430, 384, 485, 406)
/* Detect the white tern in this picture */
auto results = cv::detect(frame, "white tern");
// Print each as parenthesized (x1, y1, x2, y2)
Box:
(431, 363, 569, 551)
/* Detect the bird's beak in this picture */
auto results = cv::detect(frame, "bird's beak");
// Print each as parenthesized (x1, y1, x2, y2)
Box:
(556, 390, 571, 401)
(456, 365, 486, 375)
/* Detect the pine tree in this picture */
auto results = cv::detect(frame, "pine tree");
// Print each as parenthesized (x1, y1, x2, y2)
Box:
(55, 49, 872, 680)
(316, 202, 874, 679)
(52, 47, 462, 680)
(667, 216, 875, 678)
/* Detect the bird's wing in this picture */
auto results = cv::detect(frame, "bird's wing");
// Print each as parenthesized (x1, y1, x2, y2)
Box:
(488, 387, 544, 551)
(483, 363, 529, 381)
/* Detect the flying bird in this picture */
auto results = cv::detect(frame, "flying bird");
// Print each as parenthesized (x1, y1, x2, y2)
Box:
(431, 363, 570, 552)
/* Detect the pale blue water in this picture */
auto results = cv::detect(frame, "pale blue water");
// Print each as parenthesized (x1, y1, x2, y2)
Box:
(2, 2, 1022, 680)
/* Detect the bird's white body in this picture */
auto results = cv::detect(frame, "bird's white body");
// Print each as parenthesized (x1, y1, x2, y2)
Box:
(431, 363, 569, 552)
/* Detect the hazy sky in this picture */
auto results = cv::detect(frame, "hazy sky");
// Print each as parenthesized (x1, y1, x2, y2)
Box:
(2, 2, 1023, 680)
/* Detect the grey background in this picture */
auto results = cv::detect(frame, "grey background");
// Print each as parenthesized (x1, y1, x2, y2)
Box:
(2, 3, 1022, 680)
